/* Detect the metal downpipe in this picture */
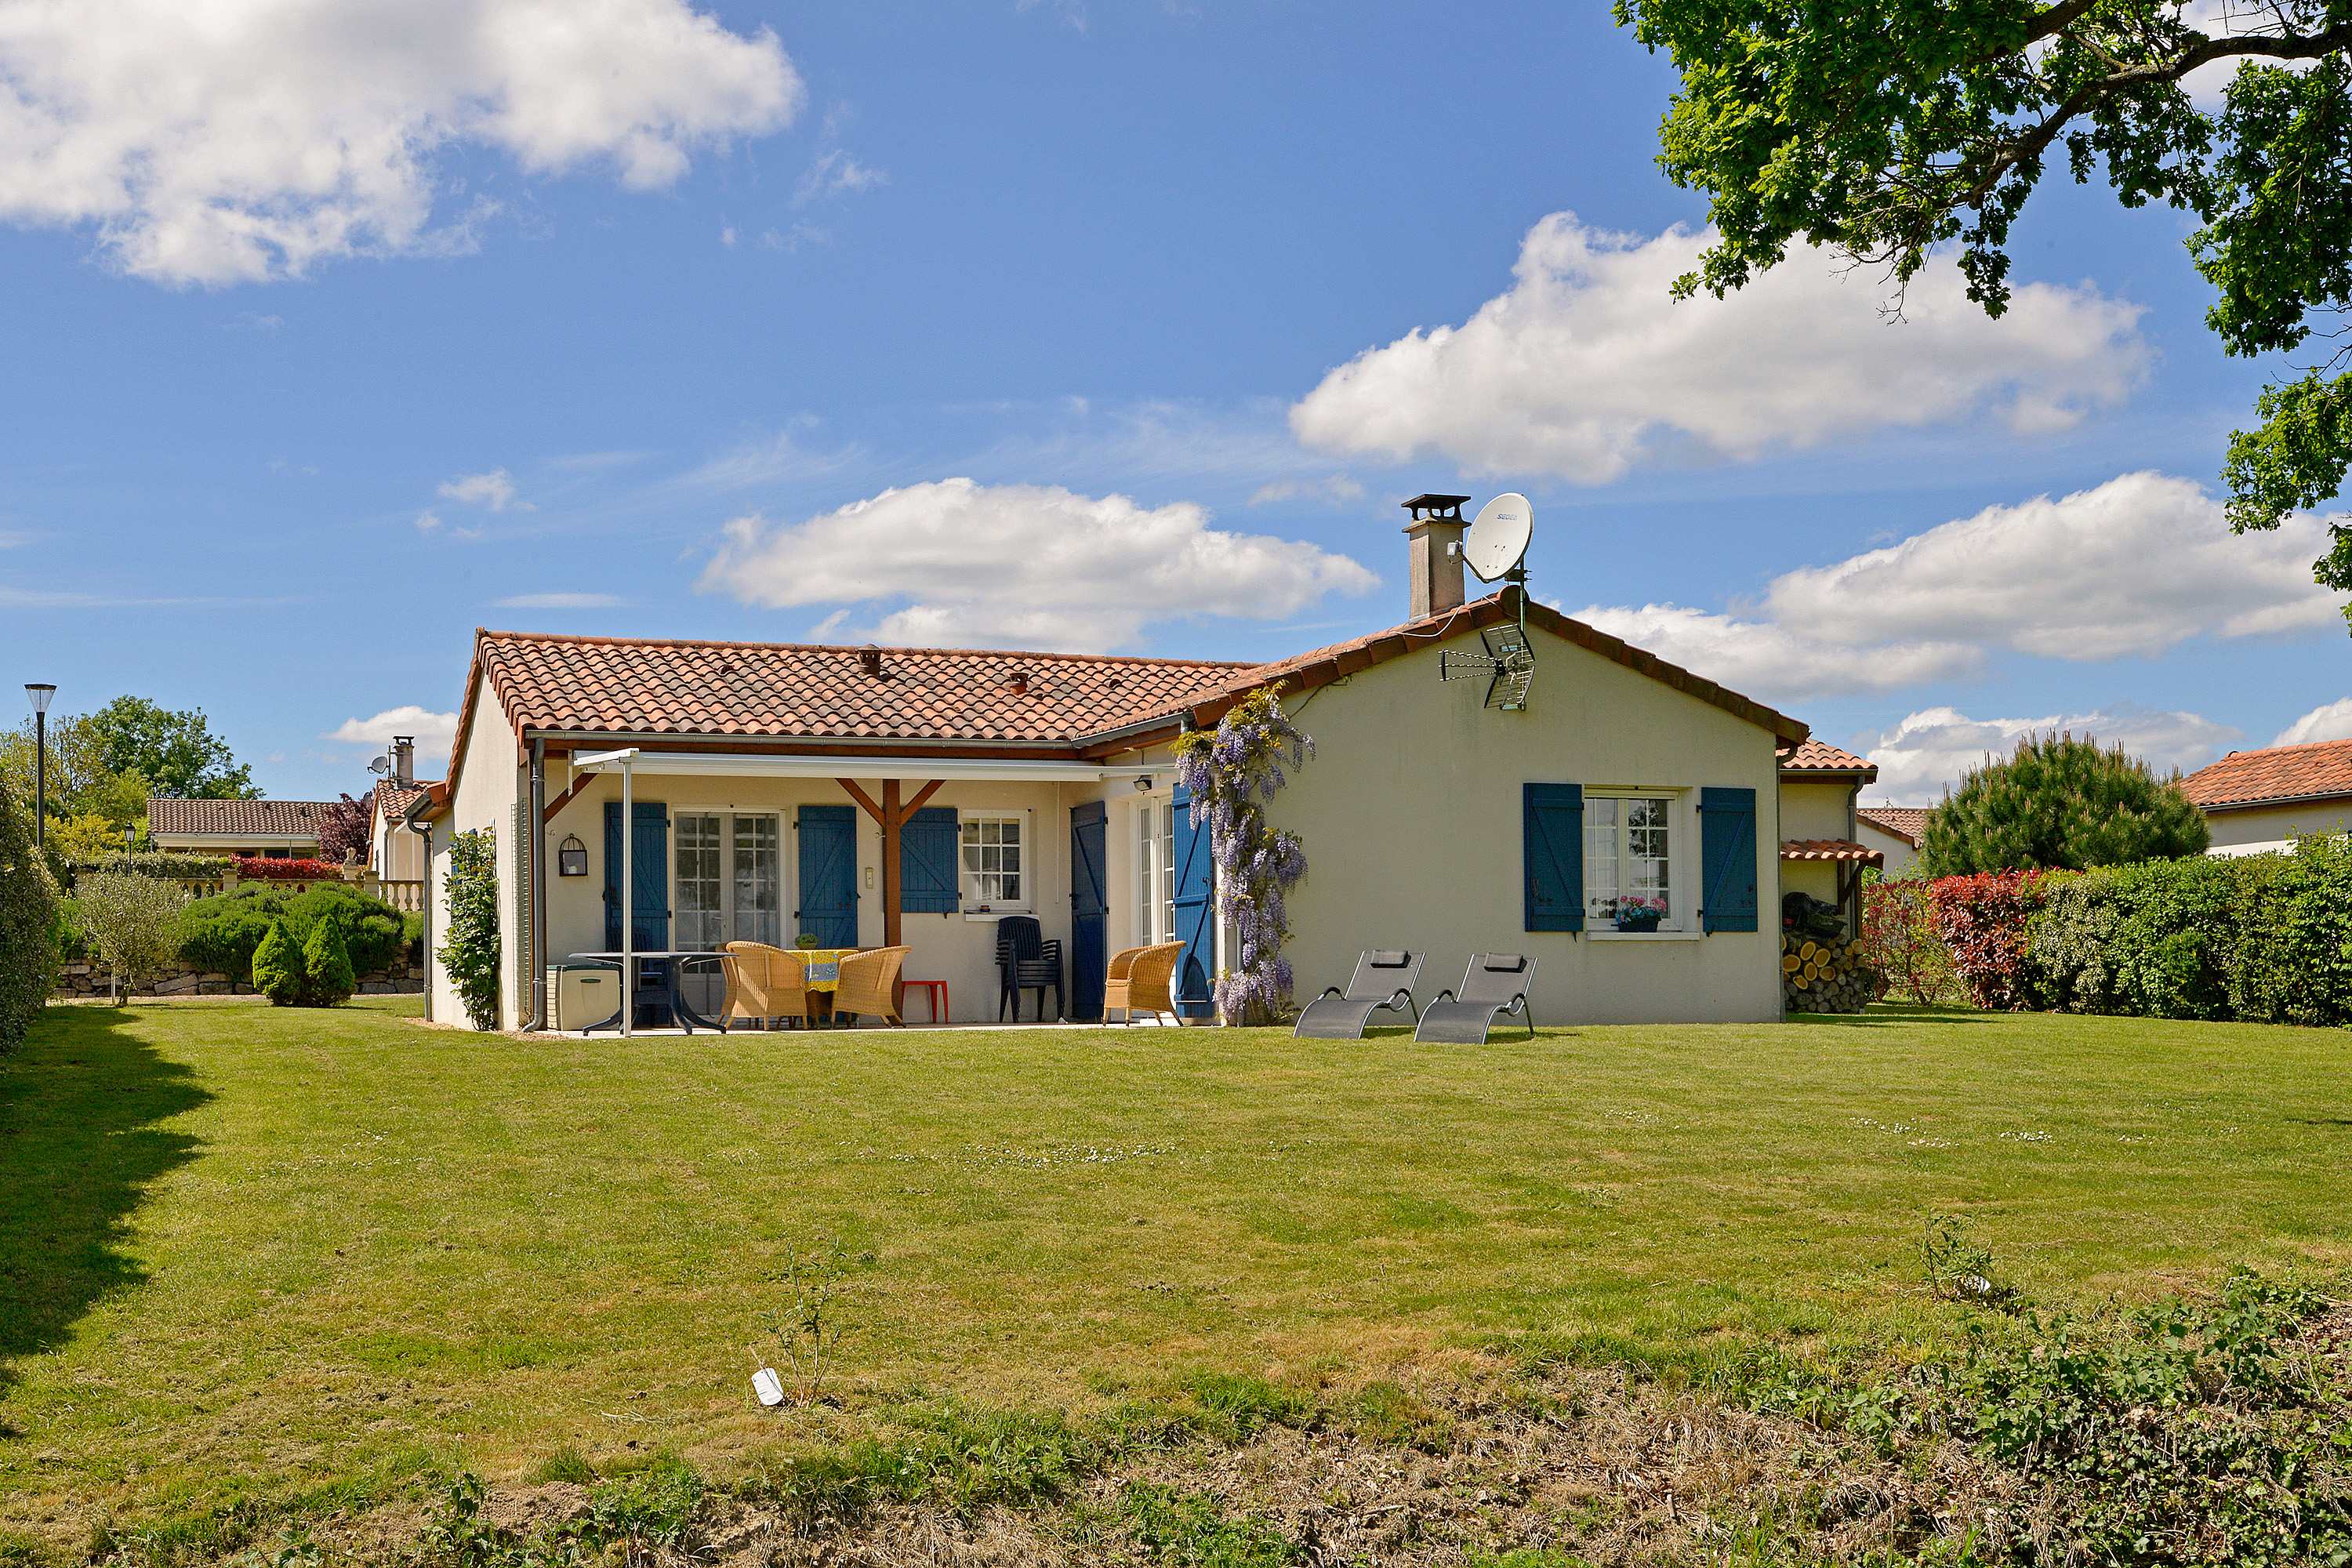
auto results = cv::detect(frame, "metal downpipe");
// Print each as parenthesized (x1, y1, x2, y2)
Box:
(527, 739, 547, 1032)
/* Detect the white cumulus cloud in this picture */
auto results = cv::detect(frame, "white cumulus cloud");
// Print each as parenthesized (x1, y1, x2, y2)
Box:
(1861, 703, 2242, 804)
(1568, 471, 2349, 706)
(0, 0, 803, 285)
(1290, 212, 2149, 483)
(696, 477, 1379, 652)
(437, 467, 532, 511)
(2276, 698, 2352, 747)
(323, 706, 460, 764)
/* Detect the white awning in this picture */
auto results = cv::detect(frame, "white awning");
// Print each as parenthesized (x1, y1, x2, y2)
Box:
(568, 750, 1112, 783)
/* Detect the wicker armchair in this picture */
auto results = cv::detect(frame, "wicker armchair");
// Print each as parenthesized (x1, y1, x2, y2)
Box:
(833, 946, 912, 1026)
(1103, 942, 1187, 1025)
(717, 942, 810, 1029)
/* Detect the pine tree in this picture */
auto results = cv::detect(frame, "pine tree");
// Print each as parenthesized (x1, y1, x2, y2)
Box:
(301, 918, 356, 1007)
(1918, 732, 2211, 877)
(252, 921, 303, 1006)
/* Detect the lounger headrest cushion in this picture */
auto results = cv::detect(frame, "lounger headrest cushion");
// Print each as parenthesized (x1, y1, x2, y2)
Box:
(1482, 955, 1529, 972)
(1367, 950, 1410, 967)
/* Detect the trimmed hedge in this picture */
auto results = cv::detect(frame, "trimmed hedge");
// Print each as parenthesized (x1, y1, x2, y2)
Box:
(1907, 839, 2352, 1025)
(61, 851, 234, 884)
(179, 882, 416, 984)
(0, 782, 60, 1052)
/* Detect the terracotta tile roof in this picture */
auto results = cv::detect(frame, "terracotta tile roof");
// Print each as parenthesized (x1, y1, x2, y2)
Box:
(371, 779, 433, 822)
(1857, 807, 1929, 847)
(147, 798, 330, 837)
(474, 630, 1248, 746)
(1146, 594, 1809, 749)
(1780, 838, 1884, 864)
(1777, 740, 1877, 775)
(2180, 739, 2352, 810)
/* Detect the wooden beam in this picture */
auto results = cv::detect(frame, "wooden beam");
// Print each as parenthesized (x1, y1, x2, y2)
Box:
(904, 778, 945, 815)
(880, 779, 902, 949)
(540, 774, 593, 825)
(837, 777, 884, 823)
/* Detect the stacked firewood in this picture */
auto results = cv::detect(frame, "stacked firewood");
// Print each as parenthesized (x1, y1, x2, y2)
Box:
(1782, 931, 1875, 1014)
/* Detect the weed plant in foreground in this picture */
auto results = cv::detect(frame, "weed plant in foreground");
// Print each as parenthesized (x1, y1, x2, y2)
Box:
(2, 997, 2350, 1563)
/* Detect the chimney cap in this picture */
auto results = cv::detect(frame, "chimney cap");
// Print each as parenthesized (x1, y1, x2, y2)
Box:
(1401, 493, 1472, 522)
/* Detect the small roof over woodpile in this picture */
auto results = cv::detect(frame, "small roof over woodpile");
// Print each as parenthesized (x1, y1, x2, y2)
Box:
(1779, 838, 1884, 865)
(2180, 737, 2352, 811)
(1777, 740, 1877, 778)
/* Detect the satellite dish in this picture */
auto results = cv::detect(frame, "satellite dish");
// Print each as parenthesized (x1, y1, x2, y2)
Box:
(1463, 493, 1532, 582)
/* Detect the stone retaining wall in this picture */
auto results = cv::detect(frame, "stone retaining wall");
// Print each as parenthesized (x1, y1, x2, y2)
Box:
(53, 960, 426, 1000)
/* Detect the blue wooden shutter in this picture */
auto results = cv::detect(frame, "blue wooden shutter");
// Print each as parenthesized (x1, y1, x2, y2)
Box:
(1069, 802, 1108, 1022)
(1168, 785, 1216, 1019)
(900, 806, 960, 914)
(1699, 787, 1759, 933)
(795, 805, 858, 947)
(1523, 783, 1584, 933)
(603, 800, 670, 950)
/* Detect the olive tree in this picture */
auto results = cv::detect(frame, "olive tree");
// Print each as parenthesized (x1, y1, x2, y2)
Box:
(75, 872, 187, 1004)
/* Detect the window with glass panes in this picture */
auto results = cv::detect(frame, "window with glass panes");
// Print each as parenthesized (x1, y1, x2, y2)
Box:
(960, 815, 1025, 907)
(1135, 799, 1176, 942)
(672, 812, 782, 949)
(1583, 796, 1676, 929)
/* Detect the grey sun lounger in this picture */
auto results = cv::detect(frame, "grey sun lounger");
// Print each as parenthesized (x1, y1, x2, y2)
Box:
(1293, 949, 1425, 1039)
(1413, 953, 1537, 1044)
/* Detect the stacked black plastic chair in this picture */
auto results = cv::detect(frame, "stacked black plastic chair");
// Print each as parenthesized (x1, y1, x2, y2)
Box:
(1413, 953, 1538, 1044)
(1294, 949, 1425, 1038)
(995, 915, 1065, 1022)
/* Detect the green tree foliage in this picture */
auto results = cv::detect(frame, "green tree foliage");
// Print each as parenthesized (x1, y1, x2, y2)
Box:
(74, 871, 186, 1004)
(85, 695, 257, 799)
(440, 826, 501, 1031)
(0, 779, 60, 1051)
(1617, 0, 2352, 612)
(301, 918, 356, 1007)
(0, 710, 146, 822)
(1918, 731, 2209, 877)
(178, 882, 413, 982)
(252, 922, 303, 1006)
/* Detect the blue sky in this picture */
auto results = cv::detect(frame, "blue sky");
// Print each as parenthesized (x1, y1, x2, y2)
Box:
(0, 0, 2345, 805)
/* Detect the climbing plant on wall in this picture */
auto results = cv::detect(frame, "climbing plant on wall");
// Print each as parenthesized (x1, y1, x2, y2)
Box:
(439, 826, 501, 1032)
(1173, 684, 1312, 1027)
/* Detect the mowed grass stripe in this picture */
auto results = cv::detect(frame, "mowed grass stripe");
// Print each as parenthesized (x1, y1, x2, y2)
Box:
(1, 997, 2347, 1537)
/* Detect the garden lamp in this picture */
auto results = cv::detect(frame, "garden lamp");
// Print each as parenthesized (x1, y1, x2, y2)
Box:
(24, 683, 54, 851)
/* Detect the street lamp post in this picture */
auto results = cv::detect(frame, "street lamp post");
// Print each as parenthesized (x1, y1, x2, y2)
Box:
(24, 684, 55, 851)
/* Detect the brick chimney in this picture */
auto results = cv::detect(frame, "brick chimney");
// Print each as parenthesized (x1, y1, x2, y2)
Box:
(393, 735, 415, 784)
(1400, 493, 1471, 620)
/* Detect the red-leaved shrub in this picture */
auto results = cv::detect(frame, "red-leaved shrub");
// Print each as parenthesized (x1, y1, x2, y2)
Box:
(1926, 869, 2070, 1011)
(234, 858, 348, 882)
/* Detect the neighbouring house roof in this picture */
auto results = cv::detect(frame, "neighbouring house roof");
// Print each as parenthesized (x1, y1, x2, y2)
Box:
(147, 797, 328, 838)
(1857, 807, 1929, 847)
(1780, 838, 1884, 864)
(2180, 738, 2352, 811)
(370, 779, 434, 824)
(1777, 740, 1877, 777)
(434, 593, 1811, 800)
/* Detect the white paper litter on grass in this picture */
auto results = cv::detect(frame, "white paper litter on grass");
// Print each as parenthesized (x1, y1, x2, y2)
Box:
(753, 1367, 785, 1406)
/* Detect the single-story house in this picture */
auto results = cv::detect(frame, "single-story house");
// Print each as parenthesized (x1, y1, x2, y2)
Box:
(1775, 742, 1883, 935)
(148, 797, 331, 860)
(412, 499, 1819, 1029)
(2180, 738, 2352, 855)
(1856, 808, 1927, 877)
(364, 737, 435, 912)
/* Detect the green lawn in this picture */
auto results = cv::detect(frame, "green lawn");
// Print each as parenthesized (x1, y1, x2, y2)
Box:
(2, 996, 2348, 1551)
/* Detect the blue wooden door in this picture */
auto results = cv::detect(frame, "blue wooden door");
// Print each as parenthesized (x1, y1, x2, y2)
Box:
(1168, 786, 1215, 1020)
(1069, 801, 1107, 1021)
(604, 800, 670, 950)
(796, 805, 858, 946)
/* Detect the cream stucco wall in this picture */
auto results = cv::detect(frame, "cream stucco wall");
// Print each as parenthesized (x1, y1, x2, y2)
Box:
(1777, 775, 1857, 906)
(429, 677, 528, 1029)
(1265, 624, 1787, 1025)
(1856, 818, 1919, 878)
(2203, 798, 2352, 852)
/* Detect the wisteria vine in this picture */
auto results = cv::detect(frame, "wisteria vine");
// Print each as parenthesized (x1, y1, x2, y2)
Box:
(1172, 684, 1313, 1026)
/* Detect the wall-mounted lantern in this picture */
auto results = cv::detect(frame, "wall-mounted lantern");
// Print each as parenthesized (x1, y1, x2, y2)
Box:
(558, 835, 589, 877)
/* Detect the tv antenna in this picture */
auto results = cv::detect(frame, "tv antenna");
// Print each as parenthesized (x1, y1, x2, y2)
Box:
(1439, 492, 1535, 710)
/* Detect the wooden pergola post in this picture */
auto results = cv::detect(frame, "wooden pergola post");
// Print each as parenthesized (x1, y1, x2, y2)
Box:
(835, 777, 944, 949)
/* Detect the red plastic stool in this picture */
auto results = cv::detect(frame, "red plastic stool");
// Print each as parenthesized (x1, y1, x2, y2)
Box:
(900, 978, 949, 1025)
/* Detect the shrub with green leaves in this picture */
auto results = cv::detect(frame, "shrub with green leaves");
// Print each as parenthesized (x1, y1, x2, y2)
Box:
(1918, 730, 2210, 877)
(440, 826, 500, 1031)
(0, 782, 60, 1051)
(301, 918, 356, 1007)
(252, 922, 304, 1007)
(179, 882, 412, 983)
(75, 871, 187, 1004)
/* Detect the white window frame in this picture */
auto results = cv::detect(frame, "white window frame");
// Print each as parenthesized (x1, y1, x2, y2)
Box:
(1131, 794, 1180, 946)
(958, 809, 1033, 917)
(668, 807, 786, 950)
(1583, 788, 1702, 941)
